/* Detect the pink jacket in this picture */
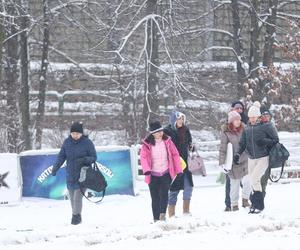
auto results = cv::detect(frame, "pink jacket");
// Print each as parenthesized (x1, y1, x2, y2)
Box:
(140, 136, 183, 184)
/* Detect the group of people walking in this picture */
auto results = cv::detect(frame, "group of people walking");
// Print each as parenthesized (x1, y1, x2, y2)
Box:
(220, 101, 278, 214)
(51, 99, 279, 225)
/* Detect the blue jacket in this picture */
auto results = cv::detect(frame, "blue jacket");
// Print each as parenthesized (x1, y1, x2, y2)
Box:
(52, 135, 97, 190)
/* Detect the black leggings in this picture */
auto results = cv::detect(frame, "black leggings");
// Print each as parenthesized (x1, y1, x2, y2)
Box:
(149, 173, 171, 221)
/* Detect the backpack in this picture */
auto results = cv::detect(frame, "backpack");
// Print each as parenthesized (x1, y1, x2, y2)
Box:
(79, 162, 107, 203)
(268, 143, 290, 182)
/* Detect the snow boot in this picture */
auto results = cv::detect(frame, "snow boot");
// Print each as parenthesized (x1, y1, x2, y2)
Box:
(249, 191, 264, 214)
(224, 207, 231, 212)
(232, 205, 239, 211)
(183, 200, 191, 215)
(71, 214, 81, 225)
(159, 213, 166, 221)
(242, 198, 251, 208)
(168, 205, 176, 218)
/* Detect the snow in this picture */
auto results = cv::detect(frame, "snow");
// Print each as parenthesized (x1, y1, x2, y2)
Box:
(1, 131, 300, 249)
(1, 182, 300, 250)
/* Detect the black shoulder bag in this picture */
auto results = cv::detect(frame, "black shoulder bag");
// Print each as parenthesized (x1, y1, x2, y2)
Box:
(79, 162, 108, 203)
(268, 143, 290, 182)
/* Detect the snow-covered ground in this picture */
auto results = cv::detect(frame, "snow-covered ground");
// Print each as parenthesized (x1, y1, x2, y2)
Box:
(1, 131, 300, 250)
(1, 182, 300, 250)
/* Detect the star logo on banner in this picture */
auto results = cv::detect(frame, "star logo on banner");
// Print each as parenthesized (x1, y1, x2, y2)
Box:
(0, 172, 9, 189)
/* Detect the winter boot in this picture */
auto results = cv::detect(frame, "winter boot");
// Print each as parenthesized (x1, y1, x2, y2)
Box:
(71, 214, 82, 225)
(249, 191, 264, 214)
(168, 205, 176, 218)
(232, 205, 239, 211)
(242, 198, 251, 208)
(159, 213, 166, 221)
(183, 200, 191, 215)
(224, 207, 231, 212)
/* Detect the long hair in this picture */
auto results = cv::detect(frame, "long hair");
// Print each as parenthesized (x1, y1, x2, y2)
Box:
(228, 122, 244, 133)
(145, 133, 168, 145)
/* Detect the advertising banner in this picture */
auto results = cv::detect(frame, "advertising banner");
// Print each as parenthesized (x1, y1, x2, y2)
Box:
(20, 146, 135, 199)
(0, 154, 22, 205)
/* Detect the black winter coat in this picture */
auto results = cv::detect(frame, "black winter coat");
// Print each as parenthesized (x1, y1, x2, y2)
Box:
(238, 122, 279, 159)
(164, 125, 193, 190)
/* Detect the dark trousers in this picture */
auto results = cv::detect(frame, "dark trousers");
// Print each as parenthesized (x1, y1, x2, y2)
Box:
(261, 167, 271, 198)
(225, 174, 231, 208)
(149, 173, 171, 221)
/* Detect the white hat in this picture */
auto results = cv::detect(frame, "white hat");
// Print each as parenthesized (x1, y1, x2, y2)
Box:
(248, 101, 261, 118)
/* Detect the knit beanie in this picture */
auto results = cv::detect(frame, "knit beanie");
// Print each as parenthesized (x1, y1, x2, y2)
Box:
(248, 101, 261, 118)
(228, 110, 241, 124)
(70, 122, 83, 134)
(231, 101, 245, 111)
(149, 121, 164, 134)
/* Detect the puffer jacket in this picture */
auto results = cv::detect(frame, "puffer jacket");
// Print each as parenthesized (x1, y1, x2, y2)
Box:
(52, 135, 97, 190)
(238, 121, 279, 159)
(140, 135, 183, 184)
(219, 123, 248, 179)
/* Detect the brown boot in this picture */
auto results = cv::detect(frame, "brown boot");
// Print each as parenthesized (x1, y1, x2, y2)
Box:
(168, 205, 176, 218)
(242, 198, 251, 208)
(232, 205, 239, 211)
(183, 200, 191, 215)
(159, 213, 166, 221)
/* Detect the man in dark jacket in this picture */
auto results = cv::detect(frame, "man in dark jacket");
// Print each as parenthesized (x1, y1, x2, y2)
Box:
(234, 102, 278, 213)
(52, 122, 97, 225)
(164, 110, 193, 217)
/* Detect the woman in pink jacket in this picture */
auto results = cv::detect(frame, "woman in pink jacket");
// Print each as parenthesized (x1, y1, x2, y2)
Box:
(140, 121, 183, 222)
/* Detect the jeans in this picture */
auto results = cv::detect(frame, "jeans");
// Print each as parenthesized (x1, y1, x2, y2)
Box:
(149, 173, 171, 221)
(168, 174, 193, 205)
(225, 174, 231, 208)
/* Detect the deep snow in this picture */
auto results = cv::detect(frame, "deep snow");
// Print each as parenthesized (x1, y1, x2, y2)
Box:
(1, 181, 300, 250)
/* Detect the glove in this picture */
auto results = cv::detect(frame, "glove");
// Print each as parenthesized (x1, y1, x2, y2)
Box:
(51, 168, 57, 176)
(176, 172, 184, 178)
(233, 154, 240, 165)
(75, 157, 86, 167)
(144, 171, 151, 175)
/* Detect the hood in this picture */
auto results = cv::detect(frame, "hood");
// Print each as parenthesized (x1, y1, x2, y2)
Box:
(169, 110, 186, 130)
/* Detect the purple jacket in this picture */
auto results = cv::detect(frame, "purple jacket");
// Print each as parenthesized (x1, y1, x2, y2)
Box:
(140, 136, 183, 184)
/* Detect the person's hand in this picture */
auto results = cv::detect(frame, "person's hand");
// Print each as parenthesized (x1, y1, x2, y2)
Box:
(51, 168, 57, 176)
(233, 154, 240, 165)
(144, 171, 151, 176)
(75, 157, 86, 167)
(219, 164, 229, 174)
(176, 172, 184, 178)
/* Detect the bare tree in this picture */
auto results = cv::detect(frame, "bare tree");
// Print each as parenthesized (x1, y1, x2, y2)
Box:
(35, 0, 50, 149)
(19, 0, 32, 150)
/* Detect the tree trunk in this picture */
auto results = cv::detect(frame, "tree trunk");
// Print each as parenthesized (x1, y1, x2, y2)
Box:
(230, 0, 247, 97)
(35, 0, 50, 149)
(249, 0, 260, 78)
(142, 0, 160, 136)
(263, 0, 278, 67)
(19, 0, 32, 150)
(4, 5, 20, 153)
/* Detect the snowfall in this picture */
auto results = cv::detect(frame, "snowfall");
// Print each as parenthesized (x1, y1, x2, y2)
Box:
(1, 132, 300, 250)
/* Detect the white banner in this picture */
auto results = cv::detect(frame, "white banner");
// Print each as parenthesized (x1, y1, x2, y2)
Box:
(0, 154, 22, 205)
